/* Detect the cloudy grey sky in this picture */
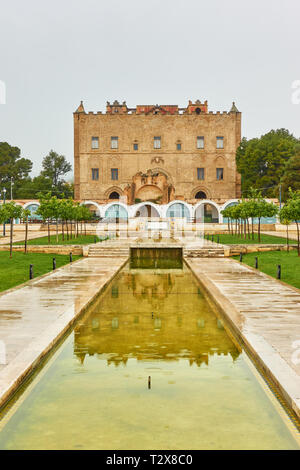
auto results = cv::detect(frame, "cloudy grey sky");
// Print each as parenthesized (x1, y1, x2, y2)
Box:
(0, 0, 299, 177)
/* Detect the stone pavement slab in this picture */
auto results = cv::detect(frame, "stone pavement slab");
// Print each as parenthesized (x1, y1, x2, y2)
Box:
(0, 256, 127, 408)
(185, 257, 300, 418)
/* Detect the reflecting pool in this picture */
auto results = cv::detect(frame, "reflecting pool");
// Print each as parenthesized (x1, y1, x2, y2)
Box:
(0, 265, 299, 449)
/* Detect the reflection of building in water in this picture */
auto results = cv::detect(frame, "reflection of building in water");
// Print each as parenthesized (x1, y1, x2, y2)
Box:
(74, 268, 240, 367)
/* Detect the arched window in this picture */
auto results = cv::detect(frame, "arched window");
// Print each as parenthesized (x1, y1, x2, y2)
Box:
(105, 204, 128, 220)
(109, 191, 120, 200)
(166, 203, 190, 219)
(195, 191, 206, 199)
(195, 108, 201, 115)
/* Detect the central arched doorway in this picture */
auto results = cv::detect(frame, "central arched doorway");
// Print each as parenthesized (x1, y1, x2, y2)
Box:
(135, 204, 160, 218)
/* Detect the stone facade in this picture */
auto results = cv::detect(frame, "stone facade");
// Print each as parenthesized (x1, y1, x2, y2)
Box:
(74, 100, 242, 205)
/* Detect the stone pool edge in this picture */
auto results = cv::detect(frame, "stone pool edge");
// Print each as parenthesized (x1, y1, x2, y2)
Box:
(184, 258, 300, 420)
(0, 257, 129, 411)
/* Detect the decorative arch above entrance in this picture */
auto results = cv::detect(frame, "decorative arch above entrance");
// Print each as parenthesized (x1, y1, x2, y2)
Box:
(135, 185, 162, 202)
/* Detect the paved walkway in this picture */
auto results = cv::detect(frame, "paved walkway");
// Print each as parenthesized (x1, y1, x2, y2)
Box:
(186, 257, 300, 418)
(0, 231, 47, 245)
(262, 230, 299, 241)
(0, 256, 127, 407)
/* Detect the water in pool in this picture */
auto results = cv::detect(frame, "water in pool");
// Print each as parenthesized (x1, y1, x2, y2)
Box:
(0, 264, 299, 449)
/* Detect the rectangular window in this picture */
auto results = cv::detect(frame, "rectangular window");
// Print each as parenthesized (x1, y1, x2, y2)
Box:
(154, 136, 161, 149)
(91, 136, 99, 149)
(197, 167, 205, 180)
(197, 136, 204, 149)
(91, 168, 99, 180)
(133, 143, 138, 151)
(111, 168, 118, 180)
(111, 136, 118, 149)
(216, 136, 224, 149)
(177, 143, 182, 151)
(216, 168, 224, 180)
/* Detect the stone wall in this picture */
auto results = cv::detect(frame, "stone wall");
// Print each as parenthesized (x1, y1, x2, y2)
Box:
(74, 103, 242, 204)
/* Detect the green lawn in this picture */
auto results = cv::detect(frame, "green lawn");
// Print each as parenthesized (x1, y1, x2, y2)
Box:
(233, 250, 300, 289)
(211, 233, 291, 245)
(14, 234, 105, 246)
(0, 251, 81, 292)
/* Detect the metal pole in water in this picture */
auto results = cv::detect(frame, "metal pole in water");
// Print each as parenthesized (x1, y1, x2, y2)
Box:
(53, 258, 56, 270)
(277, 264, 281, 279)
(29, 264, 33, 280)
(148, 376, 151, 389)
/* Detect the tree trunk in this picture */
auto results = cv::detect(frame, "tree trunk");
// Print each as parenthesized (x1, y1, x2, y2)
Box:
(62, 220, 65, 241)
(56, 219, 59, 244)
(25, 216, 28, 254)
(48, 219, 50, 244)
(286, 224, 289, 252)
(10, 218, 13, 258)
(251, 218, 254, 240)
(258, 218, 261, 243)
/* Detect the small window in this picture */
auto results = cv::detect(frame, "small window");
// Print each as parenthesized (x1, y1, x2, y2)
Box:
(111, 168, 118, 180)
(111, 136, 118, 149)
(216, 136, 224, 149)
(133, 143, 138, 151)
(216, 168, 224, 180)
(91, 137, 99, 149)
(154, 136, 161, 149)
(197, 168, 205, 180)
(92, 168, 99, 180)
(197, 136, 204, 149)
(177, 143, 181, 151)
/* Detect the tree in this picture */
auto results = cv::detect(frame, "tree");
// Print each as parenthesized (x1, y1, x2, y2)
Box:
(4, 202, 23, 258)
(280, 148, 300, 200)
(279, 204, 292, 252)
(255, 199, 278, 242)
(0, 142, 32, 193)
(41, 150, 72, 192)
(0, 205, 8, 237)
(236, 129, 299, 197)
(36, 193, 54, 244)
(22, 208, 31, 254)
(283, 190, 300, 256)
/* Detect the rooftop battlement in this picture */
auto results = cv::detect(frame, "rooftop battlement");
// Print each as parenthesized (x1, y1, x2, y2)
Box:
(74, 100, 240, 115)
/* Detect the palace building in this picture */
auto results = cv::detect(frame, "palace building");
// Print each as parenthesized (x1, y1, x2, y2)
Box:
(73, 99, 242, 210)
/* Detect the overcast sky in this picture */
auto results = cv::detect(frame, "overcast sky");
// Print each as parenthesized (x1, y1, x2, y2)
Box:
(0, 0, 299, 177)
